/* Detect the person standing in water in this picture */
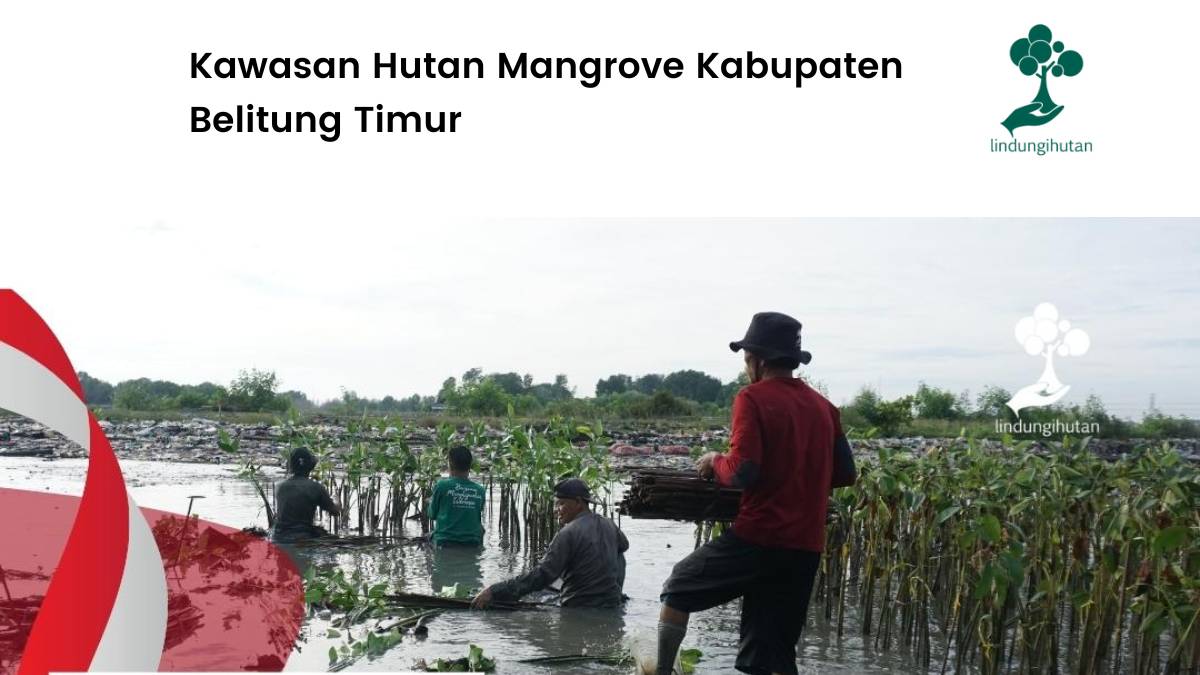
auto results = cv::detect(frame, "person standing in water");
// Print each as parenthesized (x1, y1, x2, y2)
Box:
(471, 478, 628, 609)
(272, 447, 341, 542)
(653, 312, 857, 675)
(427, 446, 486, 547)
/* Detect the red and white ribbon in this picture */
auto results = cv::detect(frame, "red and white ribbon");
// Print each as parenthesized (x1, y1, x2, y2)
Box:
(0, 290, 167, 674)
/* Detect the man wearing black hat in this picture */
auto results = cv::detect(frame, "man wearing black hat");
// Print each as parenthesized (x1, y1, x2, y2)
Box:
(653, 312, 856, 675)
(471, 478, 628, 609)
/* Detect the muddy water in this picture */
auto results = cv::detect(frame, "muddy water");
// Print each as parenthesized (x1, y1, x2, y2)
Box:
(1, 458, 937, 674)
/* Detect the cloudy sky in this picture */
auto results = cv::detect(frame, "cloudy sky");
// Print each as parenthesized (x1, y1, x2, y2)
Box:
(5, 219, 1198, 418)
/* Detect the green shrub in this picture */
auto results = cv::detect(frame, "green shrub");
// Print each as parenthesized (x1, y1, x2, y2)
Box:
(1137, 412, 1199, 438)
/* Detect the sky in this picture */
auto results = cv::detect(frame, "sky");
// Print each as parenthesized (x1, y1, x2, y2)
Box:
(4, 219, 1198, 418)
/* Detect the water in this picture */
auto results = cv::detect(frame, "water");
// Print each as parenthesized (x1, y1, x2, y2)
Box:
(0, 457, 931, 673)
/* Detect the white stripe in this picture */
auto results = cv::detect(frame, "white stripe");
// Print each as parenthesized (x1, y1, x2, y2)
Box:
(0, 340, 168, 669)
(0, 341, 90, 450)
(88, 492, 169, 671)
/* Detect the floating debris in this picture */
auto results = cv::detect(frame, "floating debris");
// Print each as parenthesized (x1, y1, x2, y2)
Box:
(382, 591, 541, 612)
(418, 644, 495, 672)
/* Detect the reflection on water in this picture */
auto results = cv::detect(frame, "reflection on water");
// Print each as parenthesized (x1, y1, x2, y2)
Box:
(429, 545, 483, 595)
(0, 458, 936, 674)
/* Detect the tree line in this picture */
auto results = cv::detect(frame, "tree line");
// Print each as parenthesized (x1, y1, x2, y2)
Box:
(76, 367, 744, 418)
(842, 381, 1197, 438)
(79, 369, 296, 413)
(73, 369, 1196, 438)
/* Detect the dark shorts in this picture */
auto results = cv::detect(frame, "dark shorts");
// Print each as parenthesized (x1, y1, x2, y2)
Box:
(660, 530, 821, 675)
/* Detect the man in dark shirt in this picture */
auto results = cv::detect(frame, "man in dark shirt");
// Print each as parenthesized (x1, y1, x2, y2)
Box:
(471, 478, 628, 609)
(272, 447, 341, 543)
(654, 312, 856, 675)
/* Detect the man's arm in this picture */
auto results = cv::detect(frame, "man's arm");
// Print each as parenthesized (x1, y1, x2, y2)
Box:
(618, 524, 629, 592)
(318, 483, 342, 517)
(712, 392, 764, 489)
(613, 523, 629, 591)
(830, 408, 857, 488)
(487, 527, 573, 602)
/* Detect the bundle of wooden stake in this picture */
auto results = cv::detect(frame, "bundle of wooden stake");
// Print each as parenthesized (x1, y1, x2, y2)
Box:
(617, 469, 741, 522)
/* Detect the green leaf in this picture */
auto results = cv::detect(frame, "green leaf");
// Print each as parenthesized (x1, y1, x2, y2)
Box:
(879, 475, 898, 494)
(328, 646, 338, 665)
(973, 565, 995, 601)
(326, 628, 341, 638)
(1140, 604, 1167, 637)
(1152, 526, 1189, 555)
(217, 429, 238, 453)
(1070, 590, 1091, 609)
(957, 530, 978, 551)
(680, 648, 703, 674)
(1173, 604, 1198, 624)
(466, 644, 494, 671)
(977, 514, 1002, 544)
(936, 505, 961, 524)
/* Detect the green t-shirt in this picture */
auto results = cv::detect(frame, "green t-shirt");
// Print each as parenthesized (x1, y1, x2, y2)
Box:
(428, 476, 486, 545)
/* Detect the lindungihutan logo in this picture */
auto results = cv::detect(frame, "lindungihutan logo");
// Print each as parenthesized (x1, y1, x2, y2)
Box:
(1002, 25, 1084, 136)
(990, 25, 1091, 155)
(1005, 303, 1090, 417)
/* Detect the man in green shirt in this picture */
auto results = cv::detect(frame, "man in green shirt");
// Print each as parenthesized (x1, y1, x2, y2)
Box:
(427, 446, 486, 547)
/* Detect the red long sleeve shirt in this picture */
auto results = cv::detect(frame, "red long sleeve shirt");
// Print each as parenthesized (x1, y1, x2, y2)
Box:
(713, 377, 842, 552)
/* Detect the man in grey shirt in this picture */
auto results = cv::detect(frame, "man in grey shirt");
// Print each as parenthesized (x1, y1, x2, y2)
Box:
(471, 478, 628, 609)
(272, 447, 341, 543)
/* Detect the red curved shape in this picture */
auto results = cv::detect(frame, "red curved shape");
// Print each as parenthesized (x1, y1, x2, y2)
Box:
(1, 294, 129, 675)
(0, 489, 305, 674)
(2, 291, 303, 674)
(0, 292, 83, 399)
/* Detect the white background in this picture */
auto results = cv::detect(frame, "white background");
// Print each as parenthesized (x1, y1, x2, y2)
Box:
(1, 1, 1196, 221)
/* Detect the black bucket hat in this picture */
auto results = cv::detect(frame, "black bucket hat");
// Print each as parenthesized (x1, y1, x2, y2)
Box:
(554, 478, 598, 504)
(730, 311, 812, 366)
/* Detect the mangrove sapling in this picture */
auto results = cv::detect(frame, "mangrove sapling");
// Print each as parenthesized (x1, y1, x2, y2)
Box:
(273, 420, 1197, 673)
(836, 436, 1200, 674)
(484, 417, 614, 555)
(220, 430, 276, 527)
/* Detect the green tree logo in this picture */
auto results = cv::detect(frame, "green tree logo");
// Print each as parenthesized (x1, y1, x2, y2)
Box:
(1002, 25, 1084, 135)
